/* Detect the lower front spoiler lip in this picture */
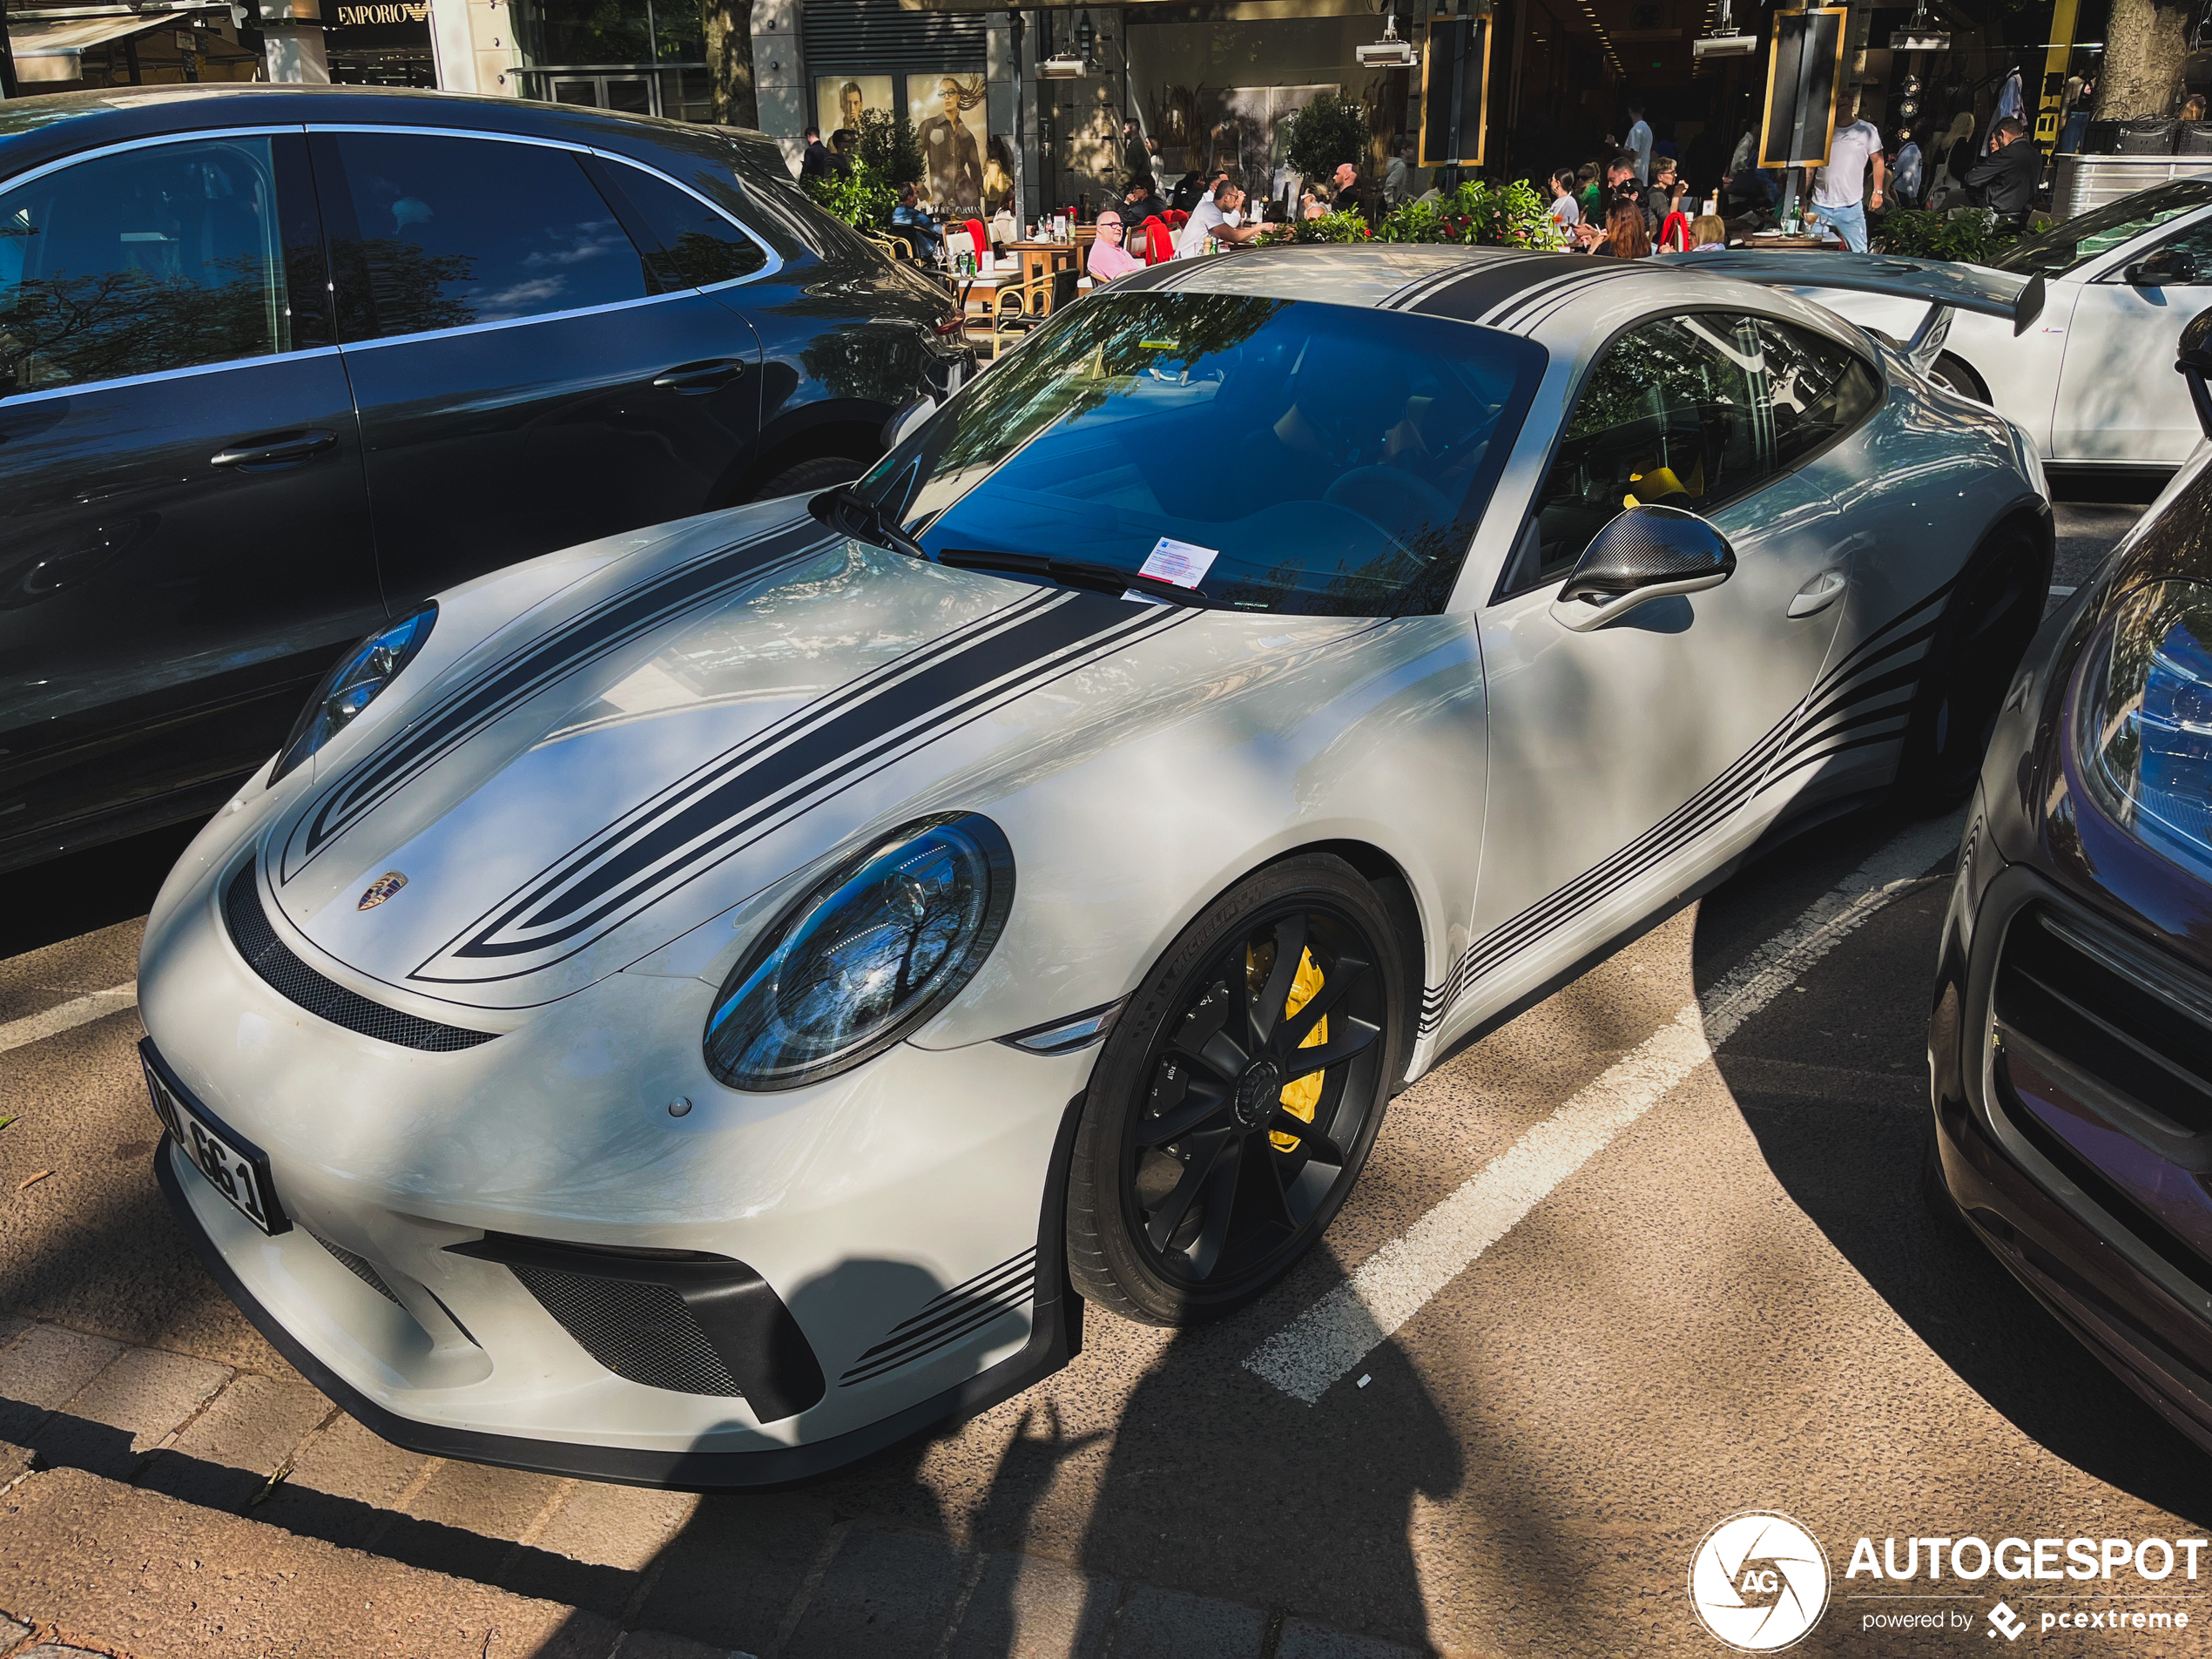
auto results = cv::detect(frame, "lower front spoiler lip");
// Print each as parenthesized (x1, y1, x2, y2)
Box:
(155, 1133, 1077, 1492)
(1933, 1090, 2212, 1460)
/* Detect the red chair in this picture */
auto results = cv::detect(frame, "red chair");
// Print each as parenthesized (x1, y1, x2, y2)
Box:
(1166, 208, 1189, 230)
(965, 218, 988, 260)
(1141, 215, 1175, 263)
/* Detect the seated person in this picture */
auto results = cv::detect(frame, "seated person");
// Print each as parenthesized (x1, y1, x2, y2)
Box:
(890, 185, 942, 257)
(1087, 210, 1143, 281)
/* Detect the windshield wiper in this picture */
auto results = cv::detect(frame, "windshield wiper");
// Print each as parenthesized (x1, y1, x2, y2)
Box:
(813, 482, 927, 563)
(934, 548, 1230, 609)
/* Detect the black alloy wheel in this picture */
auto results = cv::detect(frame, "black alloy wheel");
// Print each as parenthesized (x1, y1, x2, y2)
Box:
(1067, 855, 1406, 1325)
(1892, 521, 2051, 810)
(1926, 353, 1991, 404)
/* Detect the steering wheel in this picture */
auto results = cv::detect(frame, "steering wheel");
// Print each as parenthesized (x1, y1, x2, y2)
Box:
(1323, 466, 1456, 543)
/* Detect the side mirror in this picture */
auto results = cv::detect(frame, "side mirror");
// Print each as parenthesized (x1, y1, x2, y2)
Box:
(881, 395, 936, 453)
(2176, 307, 2212, 441)
(1550, 504, 1737, 633)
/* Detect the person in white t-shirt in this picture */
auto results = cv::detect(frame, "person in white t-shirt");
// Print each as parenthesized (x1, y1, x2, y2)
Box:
(1623, 101, 1653, 184)
(1177, 179, 1271, 256)
(1810, 104, 1885, 252)
(1546, 168, 1581, 237)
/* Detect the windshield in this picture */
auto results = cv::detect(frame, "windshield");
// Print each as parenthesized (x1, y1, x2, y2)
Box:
(1995, 180, 2212, 278)
(854, 293, 1547, 617)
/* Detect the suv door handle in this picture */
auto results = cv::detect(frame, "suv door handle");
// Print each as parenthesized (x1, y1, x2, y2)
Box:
(1788, 568, 1848, 617)
(653, 359, 747, 394)
(210, 429, 338, 470)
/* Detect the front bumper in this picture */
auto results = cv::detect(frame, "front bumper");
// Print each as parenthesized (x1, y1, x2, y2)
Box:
(1932, 853, 2212, 1456)
(140, 848, 1096, 1487)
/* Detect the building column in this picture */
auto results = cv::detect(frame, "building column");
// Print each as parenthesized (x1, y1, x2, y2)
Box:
(988, 12, 1020, 221)
(260, 0, 331, 83)
(424, 0, 516, 95)
(755, 0, 804, 168)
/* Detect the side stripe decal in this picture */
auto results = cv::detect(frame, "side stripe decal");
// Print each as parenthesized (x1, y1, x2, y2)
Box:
(285, 516, 835, 883)
(1417, 583, 1954, 1035)
(411, 592, 1191, 984)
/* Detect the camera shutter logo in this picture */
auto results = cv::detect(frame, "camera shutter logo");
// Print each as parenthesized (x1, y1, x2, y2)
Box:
(1688, 1511, 1831, 1651)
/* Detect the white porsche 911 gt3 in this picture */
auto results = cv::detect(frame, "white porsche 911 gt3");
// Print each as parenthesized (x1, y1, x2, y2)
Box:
(138, 244, 2053, 1487)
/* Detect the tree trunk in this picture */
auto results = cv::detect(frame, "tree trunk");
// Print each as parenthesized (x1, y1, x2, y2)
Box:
(2093, 0, 2187, 120)
(704, 0, 759, 129)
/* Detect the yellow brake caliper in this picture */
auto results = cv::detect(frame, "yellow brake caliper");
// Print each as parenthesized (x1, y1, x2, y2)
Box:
(1272, 948, 1326, 1153)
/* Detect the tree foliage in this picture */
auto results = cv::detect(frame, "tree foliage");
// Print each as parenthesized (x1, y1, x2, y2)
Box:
(803, 160, 895, 231)
(1284, 92, 1373, 182)
(858, 110, 926, 190)
(1873, 208, 2028, 263)
(1377, 179, 1566, 250)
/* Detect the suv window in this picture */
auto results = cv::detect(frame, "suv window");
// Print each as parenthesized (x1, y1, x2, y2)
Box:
(1752, 320, 1881, 470)
(602, 160, 768, 287)
(1522, 313, 1769, 585)
(0, 136, 304, 394)
(325, 132, 651, 340)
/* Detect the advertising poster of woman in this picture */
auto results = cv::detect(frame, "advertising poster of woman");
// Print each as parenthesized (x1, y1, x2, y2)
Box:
(911, 72, 988, 215)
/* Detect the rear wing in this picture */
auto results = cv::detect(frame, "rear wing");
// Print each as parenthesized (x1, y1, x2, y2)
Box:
(1688, 250, 2047, 365)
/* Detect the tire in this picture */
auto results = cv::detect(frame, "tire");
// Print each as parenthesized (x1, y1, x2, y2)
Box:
(1066, 854, 1408, 1326)
(1927, 353, 1990, 404)
(1890, 520, 2050, 812)
(749, 455, 867, 502)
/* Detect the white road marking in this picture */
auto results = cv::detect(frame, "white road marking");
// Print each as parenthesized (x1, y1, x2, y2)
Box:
(0, 984, 138, 1058)
(2050, 585, 2077, 598)
(1244, 813, 1966, 1404)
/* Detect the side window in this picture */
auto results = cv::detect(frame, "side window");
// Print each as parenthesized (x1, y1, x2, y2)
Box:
(1751, 320, 1882, 471)
(600, 160, 769, 287)
(1521, 313, 1769, 586)
(0, 136, 307, 394)
(2141, 218, 2212, 283)
(325, 133, 651, 341)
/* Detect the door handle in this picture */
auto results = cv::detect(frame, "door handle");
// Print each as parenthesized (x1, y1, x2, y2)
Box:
(653, 359, 747, 394)
(210, 429, 338, 471)
(1788, 569, 1848, 618)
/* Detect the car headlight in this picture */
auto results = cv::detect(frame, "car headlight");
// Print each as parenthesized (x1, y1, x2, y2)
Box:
(2074, 578, 2212, 880)
(703, 813, 1015, 1091)
(270, 605, 436, 785)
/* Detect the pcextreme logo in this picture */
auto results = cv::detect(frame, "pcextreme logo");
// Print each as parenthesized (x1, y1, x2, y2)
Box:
(1689, 1511, 1831, 1652)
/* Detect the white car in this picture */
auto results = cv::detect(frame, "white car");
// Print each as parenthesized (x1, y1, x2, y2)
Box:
(138, 246, 2052, 1486)
(1775, 180, 2212, 477)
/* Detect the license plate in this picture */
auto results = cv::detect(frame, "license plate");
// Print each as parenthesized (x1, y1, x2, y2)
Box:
(141, 1042, 289, 1237)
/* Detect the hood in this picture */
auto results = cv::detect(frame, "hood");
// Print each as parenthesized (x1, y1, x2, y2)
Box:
(258, 508, 1359, 1011)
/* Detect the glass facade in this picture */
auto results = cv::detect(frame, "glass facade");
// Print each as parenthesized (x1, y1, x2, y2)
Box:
(514, 0, 709, 120)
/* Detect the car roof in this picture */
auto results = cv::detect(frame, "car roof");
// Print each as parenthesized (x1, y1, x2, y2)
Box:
(1115, 242, 1881, 346)
(0, 83, 764, 181)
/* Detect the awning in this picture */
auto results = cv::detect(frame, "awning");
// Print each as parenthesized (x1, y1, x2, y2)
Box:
(9, 11, 249, 79)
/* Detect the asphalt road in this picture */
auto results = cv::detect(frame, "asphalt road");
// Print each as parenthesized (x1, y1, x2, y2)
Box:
(1, 501, 2197, 1659)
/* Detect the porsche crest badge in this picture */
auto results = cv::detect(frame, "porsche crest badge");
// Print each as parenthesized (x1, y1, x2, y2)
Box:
(358, 871, 408, 911)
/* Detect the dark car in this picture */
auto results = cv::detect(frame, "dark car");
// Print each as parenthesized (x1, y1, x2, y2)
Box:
(1927, 312, 2212, 1453)
(0, 84, 968, 873)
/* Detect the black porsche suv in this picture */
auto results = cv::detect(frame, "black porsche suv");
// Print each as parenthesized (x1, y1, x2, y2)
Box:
(0, 84, 968, 872)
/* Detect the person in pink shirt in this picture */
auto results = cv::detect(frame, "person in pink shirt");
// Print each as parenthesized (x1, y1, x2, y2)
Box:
(1087, 210, 1144, 282)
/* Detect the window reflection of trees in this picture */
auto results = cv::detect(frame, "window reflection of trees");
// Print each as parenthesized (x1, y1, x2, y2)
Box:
(863, 293, 1530, 617)
(335, 238, 478, 337)
(0, 254, 286, 391)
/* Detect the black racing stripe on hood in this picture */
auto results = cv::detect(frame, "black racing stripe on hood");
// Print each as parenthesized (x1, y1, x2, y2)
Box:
(286, 516, 832, 882)
(413, 591, 1186, 981)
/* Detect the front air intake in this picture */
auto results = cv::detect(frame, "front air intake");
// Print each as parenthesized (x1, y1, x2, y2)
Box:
(223, 866, 497, 1053)
(447, 1232, 826, 1420)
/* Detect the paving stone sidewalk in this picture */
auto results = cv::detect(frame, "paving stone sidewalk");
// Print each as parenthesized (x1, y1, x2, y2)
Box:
(0, 1317, 1418, 1659)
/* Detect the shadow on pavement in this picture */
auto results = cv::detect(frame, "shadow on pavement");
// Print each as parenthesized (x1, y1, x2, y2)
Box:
(0, 819, 204, 961)
(1699, 873, 2212, 1530)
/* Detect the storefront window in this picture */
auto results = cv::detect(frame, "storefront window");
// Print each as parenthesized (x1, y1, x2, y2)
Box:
(516, 0, 709, 121)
